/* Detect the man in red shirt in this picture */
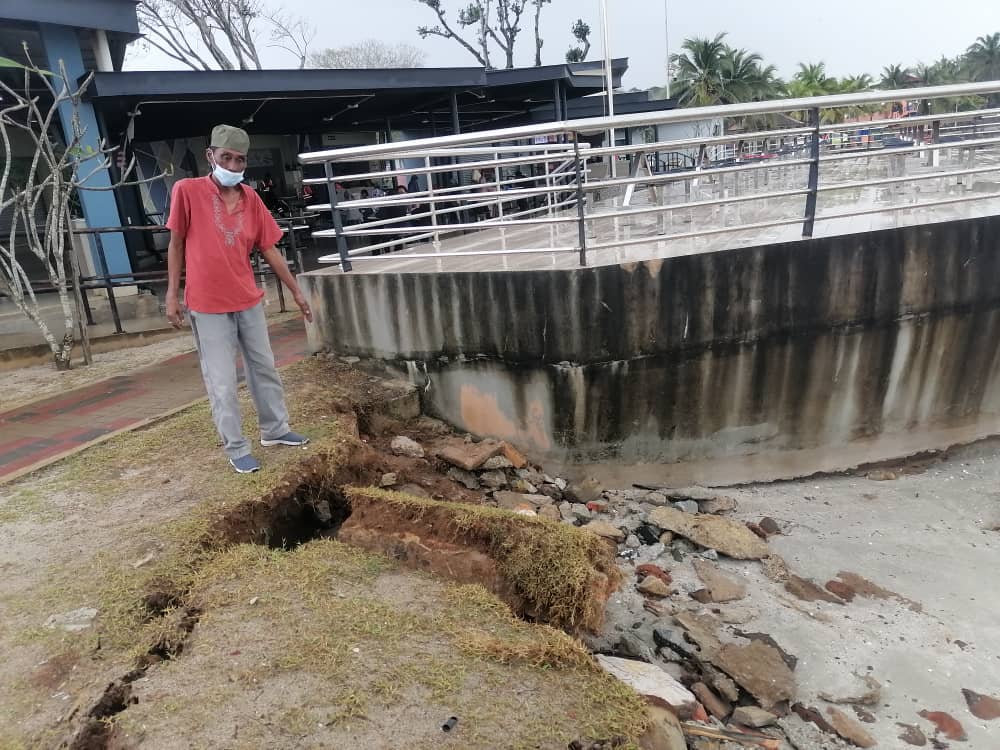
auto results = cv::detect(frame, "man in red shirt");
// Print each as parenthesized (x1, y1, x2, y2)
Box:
(165, 124, 312, 474)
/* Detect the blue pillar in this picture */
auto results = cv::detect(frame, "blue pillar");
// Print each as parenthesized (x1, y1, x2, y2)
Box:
(38, 23, 131, 277)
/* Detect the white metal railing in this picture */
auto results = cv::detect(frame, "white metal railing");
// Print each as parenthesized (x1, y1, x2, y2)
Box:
(297, 81, 1000, 271)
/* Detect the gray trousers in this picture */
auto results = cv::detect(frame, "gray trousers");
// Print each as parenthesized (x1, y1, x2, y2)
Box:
(189, 302, 290, 459)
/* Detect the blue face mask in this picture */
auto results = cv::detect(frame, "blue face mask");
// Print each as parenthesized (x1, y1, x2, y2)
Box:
(211, 159, 245, 187)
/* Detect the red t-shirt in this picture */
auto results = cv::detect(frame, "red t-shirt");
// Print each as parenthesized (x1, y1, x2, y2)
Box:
(166, 176, 283, 313)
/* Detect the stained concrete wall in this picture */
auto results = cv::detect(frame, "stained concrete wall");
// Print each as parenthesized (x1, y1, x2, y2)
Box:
(300, 215, 1000, 467)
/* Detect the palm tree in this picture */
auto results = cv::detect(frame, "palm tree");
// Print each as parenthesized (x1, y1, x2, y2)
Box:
(670, 33, 730, 106)
(965, 33, 1000, 105)
(880, 63, 912, 89)
(670, 33, 784, 107)
(789, 62, 835, 97)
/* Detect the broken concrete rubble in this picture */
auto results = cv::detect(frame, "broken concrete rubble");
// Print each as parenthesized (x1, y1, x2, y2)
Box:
(731, 705, 778, 728)
(691, 559, 747, 603)
(962, 688, 1000, 720)
(446, 466, 480, 489)
(819, 675, 882, 706)
(647, 507, 769, 560)
(637, 576, 671, 598)
(595, 655, 697, 718)
(691, 682, 730, 720)
(827, 706, 877, 748)
(713, 640, 796, 709)
(584, 520, 626, 542)
(919, 709, 967, 741)
(436, 440, 503, 471)
(390, 435, 424, 458)
(897, 723, 929, 746)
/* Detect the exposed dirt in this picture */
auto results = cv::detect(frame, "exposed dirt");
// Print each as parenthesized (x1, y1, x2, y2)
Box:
(0, 357, 647, 749)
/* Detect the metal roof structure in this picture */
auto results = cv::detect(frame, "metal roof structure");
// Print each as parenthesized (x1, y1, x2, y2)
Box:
(87, 59, 631, 142)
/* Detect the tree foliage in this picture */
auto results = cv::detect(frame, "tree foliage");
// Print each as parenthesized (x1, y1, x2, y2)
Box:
(415, 0, 579, 69)
(309, 40, 428, 69)
(666, 30, 1000, 114)
(565, 19, 591, 63)
(669, 33, 783, 106)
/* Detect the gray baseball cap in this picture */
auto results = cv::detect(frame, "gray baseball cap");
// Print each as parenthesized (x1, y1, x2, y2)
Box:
(210, 124, 250, 154)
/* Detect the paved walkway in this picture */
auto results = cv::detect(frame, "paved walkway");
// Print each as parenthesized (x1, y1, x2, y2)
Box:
(0, 317, 309, 484)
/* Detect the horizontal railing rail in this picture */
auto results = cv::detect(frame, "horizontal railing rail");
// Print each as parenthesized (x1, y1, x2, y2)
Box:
(296, 80, 1000, 271)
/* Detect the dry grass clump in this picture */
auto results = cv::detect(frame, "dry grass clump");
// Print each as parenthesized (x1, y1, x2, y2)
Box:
(346, 486, 621, 632)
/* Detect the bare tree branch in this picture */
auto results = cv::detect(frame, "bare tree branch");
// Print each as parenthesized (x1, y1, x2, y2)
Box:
(416, 0, 489, 68)
(0, 50, 167, 370)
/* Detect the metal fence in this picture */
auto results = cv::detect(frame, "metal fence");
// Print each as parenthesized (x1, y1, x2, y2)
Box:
(298, 80, 1000, 272)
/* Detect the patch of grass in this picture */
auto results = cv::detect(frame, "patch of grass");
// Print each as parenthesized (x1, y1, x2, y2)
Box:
(346, 487, 622, 631)
(0, 486, 63, 524)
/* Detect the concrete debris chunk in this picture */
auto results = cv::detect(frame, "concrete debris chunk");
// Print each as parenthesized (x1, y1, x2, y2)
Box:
(568, 478, 604, 504)
(446, 467, 480, 490)
(638, 705, 687, 750)
(390, 435, 425, 458)
(479, 470, 507, 489)
(692, 559, 747, 602)
(637, 576, 671, 598)
(699, 495, 739, 515)
(44, 607, 98, 633)
(691, 682, 730, 720)
(437, 440, 503, 470)
(826, 706, 877, 748)
(962, 688, 1000, 720)
(896, 722, 928, 746)
(918, 709, 967, 741)
(714, 640, 796, 709)
(672, 610, 723, 657)
(867, 469, 898, 481)
(510, 478, 538, 494)
(819, 675, 882, 706)
(481, 455, 514, 471)
(494, 491, 552, 511)
(595, 655, 697, 718)
(732, 705, 778, 728)
(584, 520, 626, 542)
(500, 442, 528, 469)
(648, 507, 769, 560)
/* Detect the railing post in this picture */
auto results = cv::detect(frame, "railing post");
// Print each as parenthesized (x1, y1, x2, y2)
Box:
(573, 134, 588, 266)
(426, 156, 441, 251)
(802, 107, 821, 238)
(93, 233, 124, 333)
(325, 161, 352, 272)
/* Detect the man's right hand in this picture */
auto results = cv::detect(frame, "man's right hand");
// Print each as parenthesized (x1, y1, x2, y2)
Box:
(166, 298, 185, 329)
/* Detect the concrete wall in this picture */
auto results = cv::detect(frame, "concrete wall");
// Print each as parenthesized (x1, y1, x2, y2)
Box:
(301, 215, 1000, 468)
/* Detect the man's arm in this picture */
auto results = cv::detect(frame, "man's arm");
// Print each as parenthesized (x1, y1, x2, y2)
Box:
(165, 232, 186, 328)
(260, 246, 313, 323)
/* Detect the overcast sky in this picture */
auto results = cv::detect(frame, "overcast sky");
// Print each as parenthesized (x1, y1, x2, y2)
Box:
(127, 0, 1000, 89)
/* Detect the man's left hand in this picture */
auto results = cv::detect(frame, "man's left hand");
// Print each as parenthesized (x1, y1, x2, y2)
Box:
(294, 293, 313, 323)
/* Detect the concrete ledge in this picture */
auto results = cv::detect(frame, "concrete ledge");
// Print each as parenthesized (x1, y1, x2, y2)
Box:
(301, 214, 1000, 471)
(0, 327, 185, 371)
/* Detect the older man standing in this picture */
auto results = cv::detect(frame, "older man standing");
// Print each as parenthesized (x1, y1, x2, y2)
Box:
(165, 125, 312, 474)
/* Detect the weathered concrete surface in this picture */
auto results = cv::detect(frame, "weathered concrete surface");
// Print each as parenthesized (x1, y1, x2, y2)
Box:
(301, 215, 1000, 472)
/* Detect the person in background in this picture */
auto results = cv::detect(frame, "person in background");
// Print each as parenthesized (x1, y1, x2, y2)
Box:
(376, 184, 411, 254)
(407, 174, 421, 195)
(165, 124, 312, 475)
(259, 172, 276, 210)
(359, 189, 375, 223)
